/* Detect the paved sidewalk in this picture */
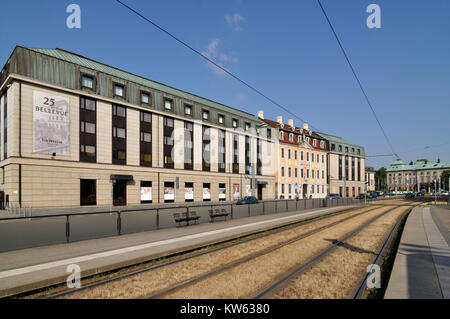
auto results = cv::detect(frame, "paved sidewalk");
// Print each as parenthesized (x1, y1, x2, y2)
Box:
(385, 206, 450, 299)
(0, 204, 358, 298)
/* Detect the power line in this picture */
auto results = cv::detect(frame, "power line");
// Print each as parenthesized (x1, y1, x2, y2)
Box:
(316, 0, 398, 158)
(366, 141, 450, 158)
(114, 0, 319, 131)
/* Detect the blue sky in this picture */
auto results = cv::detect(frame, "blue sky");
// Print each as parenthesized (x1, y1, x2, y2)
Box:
(1, 0, 449, 169)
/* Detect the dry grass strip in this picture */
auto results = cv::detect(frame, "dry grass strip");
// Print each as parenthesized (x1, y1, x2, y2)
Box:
(161, 206, 396, 299)
(61, 205, 388, 299)
(273, 206, 409, 299)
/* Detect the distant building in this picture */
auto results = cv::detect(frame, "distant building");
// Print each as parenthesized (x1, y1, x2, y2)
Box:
(259, 113, 328, 199)
(386, 159, 450, 192)
(316, 132, 366, 197)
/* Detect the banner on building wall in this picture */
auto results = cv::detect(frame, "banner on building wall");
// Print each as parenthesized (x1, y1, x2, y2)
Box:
(203, 186, 211, 200)
(140, 187, 152, 201)
(233, 184, 240, 200)
(164, 187, 174, 201)
(185, 187, 194, 200)
(33, 90, 70, 155)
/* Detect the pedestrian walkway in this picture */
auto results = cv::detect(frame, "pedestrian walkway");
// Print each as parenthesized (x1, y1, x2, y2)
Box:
(385, 206, 450, 299)
(0, 204, 358, 298)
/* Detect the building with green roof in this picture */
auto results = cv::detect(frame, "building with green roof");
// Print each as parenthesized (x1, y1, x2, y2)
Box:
(315, 132, 366, 197)
(0, 46, 276, 208)
(386, 158, 450, 192)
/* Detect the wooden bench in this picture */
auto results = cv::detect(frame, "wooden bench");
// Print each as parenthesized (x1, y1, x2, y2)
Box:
(173, 211, 200, 226)
(209, 208, 229, 222)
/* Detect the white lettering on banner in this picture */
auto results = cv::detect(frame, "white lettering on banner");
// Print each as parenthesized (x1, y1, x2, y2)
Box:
(33, 90, 70, 155)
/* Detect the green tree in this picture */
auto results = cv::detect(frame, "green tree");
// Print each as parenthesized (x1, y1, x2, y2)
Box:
(375, 167, 387, 191)
(442, 170, 450, 190)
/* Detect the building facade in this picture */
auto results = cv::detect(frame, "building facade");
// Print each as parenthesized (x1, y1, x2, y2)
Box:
(316, 132, 366, 197)
(259, 113, 328, 199)
(386, 159, 450, 192)
(0, 46, 276, 208)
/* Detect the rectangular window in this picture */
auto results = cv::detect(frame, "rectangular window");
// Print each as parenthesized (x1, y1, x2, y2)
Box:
(164, 182, 175, 203)
(185, 182, 194, 202)
(288, 149, 291, 159)
(185, 104, 192, 116)
(358, 158, 361, 181)
(140, 181, 152, 203)
(288, 167, 291, 177)
(141, 91, 150, 105)
(295, 168, 298, 178)
(164, 98, 173, 110)
(245, 122, 250, 131)
(339, 155, 343, 180)
(352, 157, 355, 181)
(184, 122, 193, 170)
(233, 134, 239, 174)
(112, 104, 126, 165)
(202, 126, 211, 171)
(245, 136, 251, 174)
(203, 183, 211, 201)
(140, 111, 152, 167)
(164, 116, 174, 168)
(218, 129, 226, 172)
(218, 114, 225, 124)
(202, 109, 209, 120)
(281, 148, 284, 158)
(257, 138, 262, 175)
(81, 75, 94, 89)
(219, 183, 226, 201)
(232, 118, 238, 128)
(281, 167, 285, 177)
(80, 179, 96, 206)
(301, 151, 303, 161)
(80, 97, 96, 163)
(114, 84, 124, 97)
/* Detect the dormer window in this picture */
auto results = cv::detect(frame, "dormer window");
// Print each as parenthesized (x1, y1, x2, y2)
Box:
(280, 131, 284, 140)
(114, 84, 124, 97)
(164, 98, 173, 110)
(298, 135, 302, 143)
(202, 109, 210, 120)
(141, 91, 150, 105)
(289, 133, 293, 142)
(218, 114, 225, 124)
(313, 139, 317, 147)
(81, 75, 94, 89)
(232, 118, 238, 128)
(245, 122, 250, 131)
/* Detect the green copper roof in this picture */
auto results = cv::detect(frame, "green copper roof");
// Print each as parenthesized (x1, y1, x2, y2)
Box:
(387, 159, 450, 172)
(315, 132, 365, 156)
(24, 47, 257, 121)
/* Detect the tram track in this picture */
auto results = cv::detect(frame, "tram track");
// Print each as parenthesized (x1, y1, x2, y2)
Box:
(46, 203, 387, 299)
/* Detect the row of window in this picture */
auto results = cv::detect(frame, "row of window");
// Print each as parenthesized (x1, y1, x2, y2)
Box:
(80, 179, 231, 206)
(281, 167, 325, 179)
(330, 143, 361, 155)
(281, 148, 325, 163)
(338, 155, 362, 181)
(279, 132, 325, 148)
(81, 74, 256, 131)
(280, 184, 326, 194)
(79, 96, 262, 174)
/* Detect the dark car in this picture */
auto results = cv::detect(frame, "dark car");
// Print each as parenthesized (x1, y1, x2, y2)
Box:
(356, 194, 367, 199)
(368, 192, 378, 199)
(236, 196, 258, 205)
(416, 192, 424, 197)
(326, 193, 340, 199)
(405, 192, 415, 198)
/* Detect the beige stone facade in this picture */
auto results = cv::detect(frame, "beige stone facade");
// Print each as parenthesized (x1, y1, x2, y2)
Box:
(0, 76, 275, 208)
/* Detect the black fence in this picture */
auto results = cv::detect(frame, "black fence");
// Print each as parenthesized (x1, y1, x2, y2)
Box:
(0, 198, 363, 252)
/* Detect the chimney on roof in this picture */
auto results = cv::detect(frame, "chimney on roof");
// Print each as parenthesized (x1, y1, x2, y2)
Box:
(277, 116, 283, 124)
(257, 110, 264, 119)
(303, 123, 309, 131)
(288, 119, 294, 127)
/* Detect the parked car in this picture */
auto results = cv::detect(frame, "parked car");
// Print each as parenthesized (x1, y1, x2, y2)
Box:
(443, 191, 450, 196)
(356, 194, 367, 199)
(236, 196, 258, 205)
(405, 192, 415, 198)
(416, 192, 424, 197)
(326, 193, 340, 199)
(368, 192, 378, 199)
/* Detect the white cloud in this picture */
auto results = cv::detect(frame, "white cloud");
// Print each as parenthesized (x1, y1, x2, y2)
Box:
(202, 39, 238, 77)
(225, 13, 245, 31)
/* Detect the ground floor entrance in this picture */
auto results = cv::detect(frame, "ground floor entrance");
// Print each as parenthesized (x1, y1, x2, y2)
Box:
(113, 180, 127, 206)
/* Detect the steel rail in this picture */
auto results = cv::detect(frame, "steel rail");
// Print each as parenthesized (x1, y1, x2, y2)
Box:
(45, 205, 370, 299)
(46, 205, 380, 299)
(145, 205, 386, 299)
(252, 203, 417, 299)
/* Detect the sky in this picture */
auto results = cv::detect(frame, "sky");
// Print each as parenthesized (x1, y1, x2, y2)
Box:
(1, 0, 449, 169)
